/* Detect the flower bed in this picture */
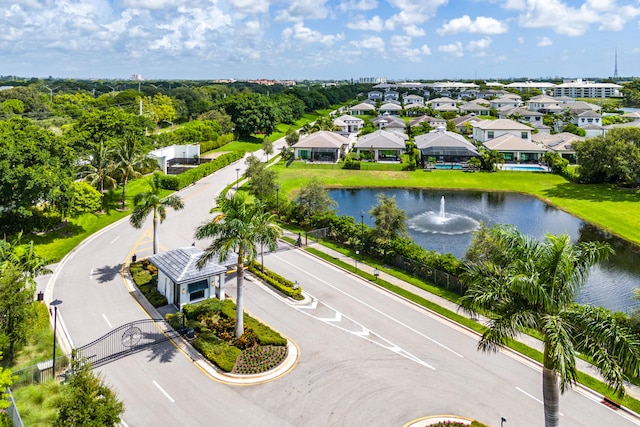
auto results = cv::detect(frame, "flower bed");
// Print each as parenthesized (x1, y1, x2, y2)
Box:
(232, 345, 288, 375)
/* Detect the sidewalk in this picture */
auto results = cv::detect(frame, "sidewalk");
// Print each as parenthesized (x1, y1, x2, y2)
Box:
(284, 230, 640, 406)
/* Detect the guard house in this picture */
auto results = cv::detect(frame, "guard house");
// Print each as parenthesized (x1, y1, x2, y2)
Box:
(148, 247, 237, 309)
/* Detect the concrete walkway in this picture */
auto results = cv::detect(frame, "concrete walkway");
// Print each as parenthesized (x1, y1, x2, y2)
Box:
(284, 230, 640, 406)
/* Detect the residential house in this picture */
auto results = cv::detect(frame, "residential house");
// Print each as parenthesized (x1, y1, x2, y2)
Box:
(452, 114, 483, 134)
(350, 102, 376, 116)
(353, 130, 406, 162)
(527, 95, 562, 112)
(532, 132, 583, 163)
(472, 119, 533, 143)
(410, 115, 447, 129)
(384, 90, 400, 101)
(427, 97, 458, 113)
(489, 94, 521, 111)
(499, 107, 545, 124)
(367, 90, 383, 101)
(483, 134, 548, 163)
(372, 114, 407, 134)
(574, 110, 602, 128)
(403, 94, 425, 106)
(148, 247, 237, 309)
(333, 114, 364, 133)
(293, 131, 349, 163)
(415, 127, 480, 165)
(458, 101, 490, 115)
(460, 89, 480, 99)
(378, 102, 403, 116)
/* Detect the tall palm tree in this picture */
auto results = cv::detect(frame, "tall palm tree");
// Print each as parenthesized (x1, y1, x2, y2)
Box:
(129, 174, 184, 254)
(80, 141, 117, 211)
(115, 133, 157, 210)
(461, 225, 640, 427)
(195, 193, 282, 338)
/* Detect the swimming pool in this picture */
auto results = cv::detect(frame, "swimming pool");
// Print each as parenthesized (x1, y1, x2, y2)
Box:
(434, 164, 463, 169)
(501, 164, 547, 171)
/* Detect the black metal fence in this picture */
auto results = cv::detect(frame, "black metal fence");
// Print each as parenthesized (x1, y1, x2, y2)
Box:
(75, 319, 180, 368)
(5, 387, 24, 427)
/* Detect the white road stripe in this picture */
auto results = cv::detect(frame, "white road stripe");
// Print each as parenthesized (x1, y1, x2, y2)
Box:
(153, 380, 175, 403)
(516, 386, 564, 416)
(110, 236, 120, 244)
(89, 268, 95, 280)
(102, 314, 113, 329)
(274, 254, 464, 358)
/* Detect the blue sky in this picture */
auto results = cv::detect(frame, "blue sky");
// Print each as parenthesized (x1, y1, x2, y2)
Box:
(2, 0, 639, 81)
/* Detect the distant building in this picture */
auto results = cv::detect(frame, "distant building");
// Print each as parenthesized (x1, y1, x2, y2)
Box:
(129, 74, 143, 81)
(553, 79, 622, 98)
(359, 77, 387, 84)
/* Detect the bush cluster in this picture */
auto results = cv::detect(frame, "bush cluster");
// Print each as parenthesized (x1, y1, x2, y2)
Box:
(128, 261, 167, 307)
(157, 151, 245, 190)
(173, 299, 287, 372)
(247, 261, 303, 300)
(199, 134, 234, 153)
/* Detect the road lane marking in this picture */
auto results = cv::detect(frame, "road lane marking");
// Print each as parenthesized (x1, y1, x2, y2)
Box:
(102, 314, 113, 329)
(110, 236, 120, 244)
(291, 294, 435, 370)
(90, 269, 95, 280)
(516, 387, 564, 416)
(152, 380, 175, 403)
(273, 254, 463, 358)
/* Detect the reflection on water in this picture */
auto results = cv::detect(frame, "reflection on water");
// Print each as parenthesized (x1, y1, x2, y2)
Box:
(330, 188, 640, 314)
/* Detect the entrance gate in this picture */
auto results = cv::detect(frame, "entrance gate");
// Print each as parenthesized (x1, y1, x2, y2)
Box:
(75, 319, 181, 368)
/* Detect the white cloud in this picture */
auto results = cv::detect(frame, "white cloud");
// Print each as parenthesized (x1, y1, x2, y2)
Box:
(121, 0, 186, 10)
(404, 25, 425, 37)
(518, 0, 640, 37)
(350, 35, 385, 53)
(281, 22, 344, 46)
(385, 0, 448, 28)
(347, 15, 386, 31)
(227, 0, 271, 14)
(438, 42, 464, 57)
(536, 36, 552, 46)
(517, 36, 525, 44)
(437, 15, 509, 35)
(275, 0, 330, 22)
(336, 0, 378, 12)
(390, 35, 411, 47)
(502, 0, 526, 10)
(438, 37, 492, 57)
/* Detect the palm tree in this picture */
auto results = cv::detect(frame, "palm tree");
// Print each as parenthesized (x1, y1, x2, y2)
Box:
(252, 205, 282, 272)
(115, 133, 158, 210)
(460, 225, 640, 427)
(195, 193, 282, 338)
(80, 142, 117, 212)
(129, 174, 184, 254)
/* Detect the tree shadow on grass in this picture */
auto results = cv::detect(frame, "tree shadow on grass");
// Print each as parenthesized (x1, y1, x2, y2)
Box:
(540, 182, 640, 203)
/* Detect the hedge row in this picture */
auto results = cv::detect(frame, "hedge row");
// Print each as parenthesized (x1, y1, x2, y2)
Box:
(248, 261, 303, 300)
(158, 151, 245, 190)
(199, 134, 235, 153)
(129, 261, 167, 307)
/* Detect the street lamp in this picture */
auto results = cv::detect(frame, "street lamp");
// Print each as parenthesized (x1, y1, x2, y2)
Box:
(275, 184, 280, 215)
(355, 250, 359, 271)
(50, 299, 63, 379)
(235, 168, 240, 192)
(501, 417, 507, 427)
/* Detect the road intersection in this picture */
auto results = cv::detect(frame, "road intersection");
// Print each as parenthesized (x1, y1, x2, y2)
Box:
(42, 145, 640, 426)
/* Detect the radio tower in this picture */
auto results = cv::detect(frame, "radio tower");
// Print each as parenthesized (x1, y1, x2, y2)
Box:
(613, 48, 619, 80)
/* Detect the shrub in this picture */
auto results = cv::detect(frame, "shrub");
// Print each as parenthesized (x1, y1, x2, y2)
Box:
(247, 261, 302, 300)
(343, 155, 361, 170)
(193, 332, 241, 372)
(233, 345, 288, 375)
(131, 270, 152, 286)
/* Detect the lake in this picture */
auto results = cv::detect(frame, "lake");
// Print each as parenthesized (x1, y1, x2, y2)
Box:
(330, 188, 640, 314)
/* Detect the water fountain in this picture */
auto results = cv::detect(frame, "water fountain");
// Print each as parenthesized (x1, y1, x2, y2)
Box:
(408, 196, 480, 235)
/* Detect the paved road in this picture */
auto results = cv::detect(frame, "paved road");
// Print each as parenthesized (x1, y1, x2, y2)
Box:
(45, 140, 640, 426)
